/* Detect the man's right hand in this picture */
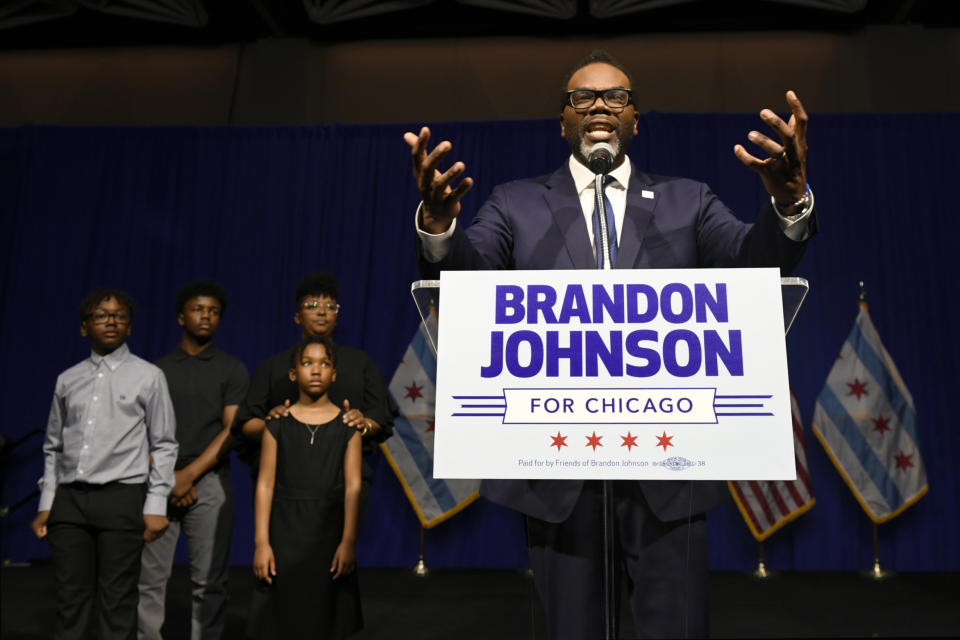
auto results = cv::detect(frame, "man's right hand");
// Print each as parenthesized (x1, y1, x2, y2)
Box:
(265, 400, 291, 422)
(31, 510, 50, 540)
(403, 126, 474, 234)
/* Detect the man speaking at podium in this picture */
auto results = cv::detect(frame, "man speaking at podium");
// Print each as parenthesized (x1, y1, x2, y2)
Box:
(405, 50, 815, 639)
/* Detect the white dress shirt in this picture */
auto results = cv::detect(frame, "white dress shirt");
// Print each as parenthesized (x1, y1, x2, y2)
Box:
(38, 342, 178, 515)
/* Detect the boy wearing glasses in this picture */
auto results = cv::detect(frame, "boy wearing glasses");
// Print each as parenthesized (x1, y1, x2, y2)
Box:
(138, 281, 248, 640)
(31, 288, 178, 640)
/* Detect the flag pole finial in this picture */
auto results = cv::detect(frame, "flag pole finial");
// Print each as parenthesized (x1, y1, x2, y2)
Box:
(858, 281, 869, 310)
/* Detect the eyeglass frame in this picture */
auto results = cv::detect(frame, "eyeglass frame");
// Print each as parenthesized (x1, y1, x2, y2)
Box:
(85, 311, 131, 325)
(564, 87, 633, 111)
(300, 300, 341, 315)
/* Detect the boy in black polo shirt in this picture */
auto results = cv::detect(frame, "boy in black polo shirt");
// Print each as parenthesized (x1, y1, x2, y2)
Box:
(138, 281, 248, 640)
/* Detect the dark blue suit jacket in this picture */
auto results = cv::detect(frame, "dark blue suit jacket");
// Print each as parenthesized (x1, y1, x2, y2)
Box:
(418, 161, 813, 523)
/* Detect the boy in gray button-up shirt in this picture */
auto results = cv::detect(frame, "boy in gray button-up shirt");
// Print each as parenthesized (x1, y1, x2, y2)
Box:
(31, 288, 177, 640)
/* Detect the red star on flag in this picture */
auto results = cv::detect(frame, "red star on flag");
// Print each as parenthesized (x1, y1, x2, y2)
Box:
(550, 432, 568, 451)
(620, 431, 639, 451)
(895, 450, 914, 471)
(404, 381, 424, 402)
(585, 431, 603, 451)
(656, 431, 674, 452)
(871, 415, 891, 435)
(425, 418, 435, 433)
(847, 378, 869, 400)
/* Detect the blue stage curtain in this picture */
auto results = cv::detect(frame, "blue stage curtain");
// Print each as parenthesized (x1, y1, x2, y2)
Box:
(1, 114, 957, 571)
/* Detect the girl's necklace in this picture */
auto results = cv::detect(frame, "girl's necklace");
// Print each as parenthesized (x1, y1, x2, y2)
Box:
(305, 424, 320, 445)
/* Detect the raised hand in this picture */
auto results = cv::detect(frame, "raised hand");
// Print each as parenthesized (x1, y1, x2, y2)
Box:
(734, 90, 809, 205)
(403, 126, 474, 234)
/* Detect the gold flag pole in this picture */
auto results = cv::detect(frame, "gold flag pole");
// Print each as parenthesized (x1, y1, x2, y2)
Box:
(858, 281, 890, 580)
(412, 525, 430, 577)
(866, 522, 892, 580)
(751, 540, 773, 578)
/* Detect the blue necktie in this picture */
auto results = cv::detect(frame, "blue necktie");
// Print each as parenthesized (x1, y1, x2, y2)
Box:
(592, 175, 617, 268)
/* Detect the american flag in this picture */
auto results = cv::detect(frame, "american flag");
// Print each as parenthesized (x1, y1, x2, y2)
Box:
(812, 304, 927, 523)
(728, 390, 815, 541)
(379, 319, 480, 528)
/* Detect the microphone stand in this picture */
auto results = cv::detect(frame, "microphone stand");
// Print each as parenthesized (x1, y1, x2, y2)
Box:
(594, 170, 617, 640)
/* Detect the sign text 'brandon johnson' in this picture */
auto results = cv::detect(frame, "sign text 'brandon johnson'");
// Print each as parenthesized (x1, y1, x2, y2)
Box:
(480, 282, 744, 379)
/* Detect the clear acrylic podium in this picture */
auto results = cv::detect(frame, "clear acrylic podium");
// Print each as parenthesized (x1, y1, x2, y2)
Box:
(411, 275, 808, 640)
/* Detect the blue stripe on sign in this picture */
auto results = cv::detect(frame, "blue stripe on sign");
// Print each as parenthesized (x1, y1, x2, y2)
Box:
(847, 323, 920, 446)
(411, 327, 437, 384)
(817, 384, 904, 511)
(392, 408, 457, 512)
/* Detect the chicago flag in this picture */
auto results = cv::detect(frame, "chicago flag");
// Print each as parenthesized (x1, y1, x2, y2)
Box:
(729, 390, 815, 540)
(812, 305, 928, 522)
(380, 319, 480, 527)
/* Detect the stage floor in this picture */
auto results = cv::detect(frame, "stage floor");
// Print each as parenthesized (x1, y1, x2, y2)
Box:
(2, 562, 957, 639)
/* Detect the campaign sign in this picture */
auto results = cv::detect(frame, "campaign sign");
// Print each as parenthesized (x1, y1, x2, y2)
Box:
(432, 268, 795, 480)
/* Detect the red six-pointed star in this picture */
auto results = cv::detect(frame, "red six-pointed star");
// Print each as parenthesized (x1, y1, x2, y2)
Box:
(895, 450, 914, 471)
(586, 431, 603, 451)
(656, 431, 674, 452)
(871, 415, 891, 435)
(621, 431, 639, 451)
(404, 381, 424, 402)
(425, 418, 435, 433)
(550, 432, 568, 451)
(847, 378, 869, 401)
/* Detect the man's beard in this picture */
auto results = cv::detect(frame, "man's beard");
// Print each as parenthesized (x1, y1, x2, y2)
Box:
(577, 138, 621, 169)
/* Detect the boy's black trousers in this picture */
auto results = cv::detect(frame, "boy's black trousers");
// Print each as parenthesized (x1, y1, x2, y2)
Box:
(47, 482, 146, 640)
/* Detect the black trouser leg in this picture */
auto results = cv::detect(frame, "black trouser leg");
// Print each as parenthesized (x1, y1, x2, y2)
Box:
(48, 517, 98, 640)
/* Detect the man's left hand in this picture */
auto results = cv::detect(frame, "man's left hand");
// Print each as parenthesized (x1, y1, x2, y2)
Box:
(734, 90, 808, 204)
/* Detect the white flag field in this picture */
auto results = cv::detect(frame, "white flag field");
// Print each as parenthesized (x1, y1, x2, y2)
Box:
(812, 305, 927, 523)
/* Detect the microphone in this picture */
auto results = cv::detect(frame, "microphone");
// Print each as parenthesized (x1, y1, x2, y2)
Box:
(588, 142, 614, 175)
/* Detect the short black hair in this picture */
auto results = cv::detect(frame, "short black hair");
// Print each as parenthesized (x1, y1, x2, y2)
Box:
(175, 280, 228, 315)
(295, 271, 339, 305)
(561, 50, 634, 108)
(290, 334, 337, 369)
(78, 288, 135, 324)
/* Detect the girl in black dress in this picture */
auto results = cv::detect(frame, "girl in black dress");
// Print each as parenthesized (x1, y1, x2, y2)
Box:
(253, 335, 363, 638)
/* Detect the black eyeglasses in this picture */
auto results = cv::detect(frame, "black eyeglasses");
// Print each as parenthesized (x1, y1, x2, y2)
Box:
(565, 88, 633, 111)
(87, 311, 130, 325)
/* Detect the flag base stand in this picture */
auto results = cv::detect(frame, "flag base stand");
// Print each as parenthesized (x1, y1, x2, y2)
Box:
(750, 559, 776, 579)
(862, 559, 893, 581)
(412, 526, 430, 578)
(862, 523, 893, 580)
(749, 542, 776, 579)
(412, 557, 430, 578)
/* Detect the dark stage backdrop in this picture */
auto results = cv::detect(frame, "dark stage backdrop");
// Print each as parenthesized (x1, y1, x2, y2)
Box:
(1, 115, 957, 572)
